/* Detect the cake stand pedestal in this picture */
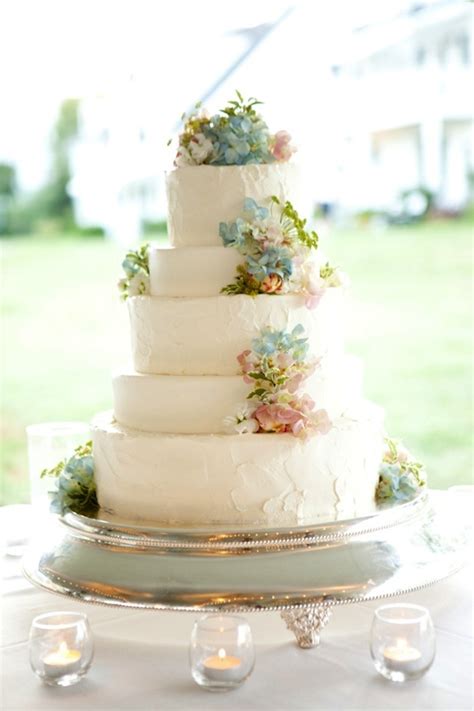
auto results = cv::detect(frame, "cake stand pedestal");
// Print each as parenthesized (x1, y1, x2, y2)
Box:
(281, 605, 333, 648)
(22, 491, 469, 648)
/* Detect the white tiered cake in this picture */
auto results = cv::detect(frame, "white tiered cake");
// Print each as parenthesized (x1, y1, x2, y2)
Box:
(91, 156, 385, 527)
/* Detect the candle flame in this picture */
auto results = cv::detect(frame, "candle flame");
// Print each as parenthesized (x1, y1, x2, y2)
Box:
(218, 648, 226, 659)
(58, 641, 69, 654)
(395, 638, 407, 649)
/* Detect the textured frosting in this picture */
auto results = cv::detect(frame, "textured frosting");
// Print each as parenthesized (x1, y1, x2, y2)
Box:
(128, 290, 345, 375)
(92, 404, 384, 526)
(166, 163, 301, 247)
(112, 355, 363, 434)
(149, 246, 243, 297)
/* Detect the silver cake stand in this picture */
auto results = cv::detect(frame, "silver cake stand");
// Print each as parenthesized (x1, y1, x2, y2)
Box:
(22, 490, 468, 648)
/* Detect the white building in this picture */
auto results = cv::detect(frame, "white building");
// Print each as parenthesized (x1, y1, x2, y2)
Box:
(332, 0, 474, 215)
(69, 0, 474, 239)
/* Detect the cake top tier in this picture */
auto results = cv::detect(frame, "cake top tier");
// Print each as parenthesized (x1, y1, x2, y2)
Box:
(172, 92, 296, 168)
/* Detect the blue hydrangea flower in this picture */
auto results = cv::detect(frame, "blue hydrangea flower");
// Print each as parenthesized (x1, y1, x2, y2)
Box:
(202, 113, 274, 166)
(219, 218, 248, 249)
(252, 325, 309, 361)
(243, 198, 269, 221)
(50, 451, 97, 515)
(377, 463, 419, 502)
(246, 247, 293, 281)
(121, 257, 141, 278)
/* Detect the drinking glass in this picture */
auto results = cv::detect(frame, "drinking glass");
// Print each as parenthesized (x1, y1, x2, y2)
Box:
(26, 421, 90, 508)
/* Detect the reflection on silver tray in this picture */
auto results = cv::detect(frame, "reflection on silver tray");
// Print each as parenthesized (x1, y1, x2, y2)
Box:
(22, 491, 468, 612)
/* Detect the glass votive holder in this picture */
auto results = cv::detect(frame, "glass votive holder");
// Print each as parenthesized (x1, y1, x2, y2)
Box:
(26, 421, 90, 510)
(190, 615, 255, 692)
(29, 612, 94, 687)
(370, 603, 435, 682)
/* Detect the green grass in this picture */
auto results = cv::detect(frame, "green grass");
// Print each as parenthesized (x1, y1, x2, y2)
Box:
(0, 221, 472, 503)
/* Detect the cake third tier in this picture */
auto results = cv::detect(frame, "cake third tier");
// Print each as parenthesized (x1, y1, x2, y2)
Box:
(128, 291, 345, 375)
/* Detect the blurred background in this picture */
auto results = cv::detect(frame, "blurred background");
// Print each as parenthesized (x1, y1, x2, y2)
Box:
(1, 0, 472, 504)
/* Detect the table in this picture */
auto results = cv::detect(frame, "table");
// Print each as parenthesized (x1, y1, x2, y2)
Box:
(1, 543, 472, 711)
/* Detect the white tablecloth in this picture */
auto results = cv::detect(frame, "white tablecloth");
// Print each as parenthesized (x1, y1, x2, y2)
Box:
(1, 543, 472, 710)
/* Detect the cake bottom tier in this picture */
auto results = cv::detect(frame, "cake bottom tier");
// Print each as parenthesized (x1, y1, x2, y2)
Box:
(91, 404, 385, 527)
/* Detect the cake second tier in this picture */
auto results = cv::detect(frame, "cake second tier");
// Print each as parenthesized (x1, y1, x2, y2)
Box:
(112, 354, 363, 434)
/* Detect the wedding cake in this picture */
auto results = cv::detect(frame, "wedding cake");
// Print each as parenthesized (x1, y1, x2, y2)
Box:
(70, 94, 423, 527)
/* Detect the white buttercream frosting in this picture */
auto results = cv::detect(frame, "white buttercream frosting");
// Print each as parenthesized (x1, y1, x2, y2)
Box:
(128, 290, 345, 375)
(112, 355, 363, 434)
(166, 163, 301, 247)
(92, 403, 384, 526)
(149, 246, 243, 297)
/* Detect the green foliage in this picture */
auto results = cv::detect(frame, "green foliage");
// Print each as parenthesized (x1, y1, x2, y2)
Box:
(319, 262, 335, 279)
(221, 264, 261, 296)
(383, 437, 426, 485)
(221, 91, 263, 118)
(1, 223, 472, 504)
(142, 219, 167, 235)
(271, 196, 319, 249)
(1, 99, 79, 236)
(0, 164, 16, 197)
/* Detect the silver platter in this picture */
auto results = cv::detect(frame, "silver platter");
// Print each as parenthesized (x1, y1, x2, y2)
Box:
(23, 491, 468, 612)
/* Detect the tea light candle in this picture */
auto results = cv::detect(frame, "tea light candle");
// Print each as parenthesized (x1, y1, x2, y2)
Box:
(43, 641, 82, 679)
(202, 648, 242, 681)
(383, 638, 423, 674)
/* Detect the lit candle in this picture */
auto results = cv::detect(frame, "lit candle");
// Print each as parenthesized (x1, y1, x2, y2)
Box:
(383, 638, 423, 674)
(202, 648, 242, 681)
(42, 641, 82, 679)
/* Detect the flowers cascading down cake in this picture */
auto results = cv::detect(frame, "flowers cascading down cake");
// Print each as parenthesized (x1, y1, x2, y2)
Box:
(43, 94, 426, 525)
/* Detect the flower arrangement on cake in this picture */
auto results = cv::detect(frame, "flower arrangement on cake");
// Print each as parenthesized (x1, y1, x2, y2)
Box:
(219, 195, 347, 305)
(376, 438, 426, 503)
(41, 441, 98, 515)
(117, 244, 150, 300)
(224, 324, 332, 438)
(173, 91, 296, 167)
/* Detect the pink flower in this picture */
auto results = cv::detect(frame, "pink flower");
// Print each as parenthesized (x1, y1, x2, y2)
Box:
(261, 273, 284, 294)
(271, 130, 296, 162)
(237, 349, 251, 369)
(311, 409, 332, 435)
(286, 372, 305, 393)
(294, 393, 315, 415)
(237, 349, 260, 383)
(254, 403, 301, 433)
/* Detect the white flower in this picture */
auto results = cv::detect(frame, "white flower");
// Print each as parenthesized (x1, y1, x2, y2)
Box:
(127, 272, 149, 297)
(174, 145, 195, 167)
(265, 221, 285, 245)
(223, 402, 259, 434)
(189, 133, 214, 164)
(117, 277, 128, 291)
(302, 260, 324, 293)
(234, 419, 259, 434)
